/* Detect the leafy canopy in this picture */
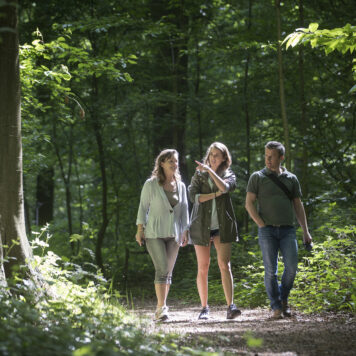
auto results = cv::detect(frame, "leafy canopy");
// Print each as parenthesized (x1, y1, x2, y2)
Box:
(283, 23, 356, 93)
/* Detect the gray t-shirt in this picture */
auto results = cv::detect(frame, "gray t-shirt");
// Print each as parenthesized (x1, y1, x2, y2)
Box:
(246, 167, 302, 226)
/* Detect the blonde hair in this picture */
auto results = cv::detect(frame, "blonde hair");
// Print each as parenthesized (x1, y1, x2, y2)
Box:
(203, 142, 232, 175)
(151, 149, 181, 185)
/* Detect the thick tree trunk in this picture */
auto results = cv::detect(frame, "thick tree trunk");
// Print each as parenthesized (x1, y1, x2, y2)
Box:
(0, 0, 33, 281)
(275, 0, 291, 169)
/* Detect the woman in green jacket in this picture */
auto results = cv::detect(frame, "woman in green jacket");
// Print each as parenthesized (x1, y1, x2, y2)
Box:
(188, 142, 240, 320)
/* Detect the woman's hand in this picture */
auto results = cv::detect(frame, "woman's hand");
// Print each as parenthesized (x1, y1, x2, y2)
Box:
(180, 230, 188, 247)
(195, 160, 228, 193)
(195, 160, 211, 173)
(135, 227, 145, 246)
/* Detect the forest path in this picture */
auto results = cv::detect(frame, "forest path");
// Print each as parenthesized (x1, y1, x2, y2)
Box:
(132, 301, 356, 355)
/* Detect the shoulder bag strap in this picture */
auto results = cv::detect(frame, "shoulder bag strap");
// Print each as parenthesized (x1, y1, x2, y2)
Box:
(262, 169, 293, 200)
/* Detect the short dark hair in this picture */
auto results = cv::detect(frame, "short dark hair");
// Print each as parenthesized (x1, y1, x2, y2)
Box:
(265, 141, 285, 157)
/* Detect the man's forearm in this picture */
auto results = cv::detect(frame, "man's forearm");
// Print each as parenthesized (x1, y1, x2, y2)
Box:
(245, 201, 265, 228)
(293, 198, 309, 232)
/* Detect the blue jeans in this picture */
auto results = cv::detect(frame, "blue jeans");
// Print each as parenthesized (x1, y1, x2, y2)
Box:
(258, 226, 298, 310)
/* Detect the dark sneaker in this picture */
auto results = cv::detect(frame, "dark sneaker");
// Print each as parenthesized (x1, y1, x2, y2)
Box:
(270, 309, 283, 320)
(226, 304, 241, 319)
(282, 300, 292, 317)
(198, 306, 210, 320)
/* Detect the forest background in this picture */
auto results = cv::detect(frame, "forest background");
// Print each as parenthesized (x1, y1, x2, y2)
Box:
(0, 0, 355, 355)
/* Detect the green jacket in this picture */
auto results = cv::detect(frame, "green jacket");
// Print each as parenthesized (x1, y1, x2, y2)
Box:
(188, 169, 239, 246)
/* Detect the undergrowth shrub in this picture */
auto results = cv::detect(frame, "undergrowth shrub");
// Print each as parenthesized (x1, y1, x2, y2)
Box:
(0, 229, 220, 356)
(235, 225, 356, 313)
(291, 225, 356, 313)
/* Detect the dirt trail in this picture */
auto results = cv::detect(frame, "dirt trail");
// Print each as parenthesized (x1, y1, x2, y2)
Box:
(133, 301, 356, 355)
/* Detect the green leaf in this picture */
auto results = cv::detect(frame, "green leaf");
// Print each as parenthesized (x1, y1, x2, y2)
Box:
(308, 23, 319, 32)
(290, 32, 304, 48)
(348, 84, 356, 94)
(123, 72, 133, 82)
(70, 234, 84, 243)
(328, 39, 340, 51)
(310, 38, 318, 48)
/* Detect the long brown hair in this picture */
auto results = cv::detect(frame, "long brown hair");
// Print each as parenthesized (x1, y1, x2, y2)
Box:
(203, 142, 232, 176)
(151, 149, 181, 185)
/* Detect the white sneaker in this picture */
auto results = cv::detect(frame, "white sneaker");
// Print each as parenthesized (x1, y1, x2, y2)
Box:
(154, 306, 169, 321)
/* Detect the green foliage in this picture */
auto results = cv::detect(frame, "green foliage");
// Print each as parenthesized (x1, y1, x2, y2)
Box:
(235, 248, 268, 308)
(283, 22, 356, 92)
(284, 23, 356, 55)
(243, 331, 263, 348)
(291, 225, 356, 313)
(236, 224, 355, 313)
(15, 0, 356, 320)
(0, 238, 220, 356)
(20, 32, 73, 176)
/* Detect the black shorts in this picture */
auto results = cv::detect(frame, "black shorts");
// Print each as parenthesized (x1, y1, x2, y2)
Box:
(210, 229, 219, 240)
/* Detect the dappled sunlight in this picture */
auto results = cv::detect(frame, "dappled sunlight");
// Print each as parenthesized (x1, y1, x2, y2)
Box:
(137, 304, 356, 355)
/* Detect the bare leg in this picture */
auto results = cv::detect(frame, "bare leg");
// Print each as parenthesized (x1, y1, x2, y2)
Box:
(214, 236, 233, 306)
(194, 244, 211, 307)
(155, 283, 169, 308)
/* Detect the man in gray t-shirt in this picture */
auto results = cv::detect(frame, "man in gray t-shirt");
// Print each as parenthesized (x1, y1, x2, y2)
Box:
(245, 141, 312, 319)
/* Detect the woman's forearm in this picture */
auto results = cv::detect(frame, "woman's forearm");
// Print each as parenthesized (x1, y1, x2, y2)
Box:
(198, 191, 223, 203)
(207, 169, 227, 192)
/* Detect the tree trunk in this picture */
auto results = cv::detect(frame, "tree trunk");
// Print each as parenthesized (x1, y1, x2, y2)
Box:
(23, 176, 32, 236)
(74, 158, 83, 235)
(52, 121, 74, 251)
(35, 168, 54, 226)
(0, 0, 33, 282)
(150, 0, 189, 180)
(275, 0, 291, 169)
(298, 0, 309, 198)
(91, 74, 109, 276)
(171, 40, 189, 181)
(243, 0, 252, 233)
(194, 40, 203, 159)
